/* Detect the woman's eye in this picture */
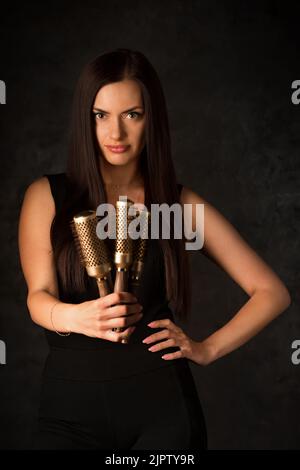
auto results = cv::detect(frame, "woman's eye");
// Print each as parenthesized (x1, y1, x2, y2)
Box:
(127, 112, 140, 119)
(94, 111, 142, 120)
(95, 112, 105, 119)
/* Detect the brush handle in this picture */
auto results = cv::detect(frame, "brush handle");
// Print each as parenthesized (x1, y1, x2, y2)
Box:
(96, 277, 111, 297)
(107, 270, 114, 292)
(114, 269, 128, 293)
(97, 274, 126, 334)
(129, 279, 139, 300)
(111, 269, 128, 333)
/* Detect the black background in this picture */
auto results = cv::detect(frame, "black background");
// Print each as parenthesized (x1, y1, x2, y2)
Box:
(0, 0, 299, 450)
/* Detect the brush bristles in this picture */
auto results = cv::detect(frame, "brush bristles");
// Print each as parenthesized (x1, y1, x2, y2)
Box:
(70, 210, 111, 268)
(116, 204, 127, 240)
(70, 204, 149, 284)
(115, 201, 133, 255)
(70, 219, 87, 268)
(132, 210, 150, 262)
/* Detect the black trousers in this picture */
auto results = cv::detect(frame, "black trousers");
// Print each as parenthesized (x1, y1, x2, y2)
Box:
(32, 351, 207, 450)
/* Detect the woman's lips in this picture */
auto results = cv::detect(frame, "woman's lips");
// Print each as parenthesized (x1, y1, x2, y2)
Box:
(105, 145, 130, 153)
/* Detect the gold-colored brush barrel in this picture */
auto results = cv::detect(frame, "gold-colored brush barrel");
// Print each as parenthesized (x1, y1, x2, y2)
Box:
(114, 199, 134, 270)
(130, 209, 150, 296)
(71, 210, 113, 297)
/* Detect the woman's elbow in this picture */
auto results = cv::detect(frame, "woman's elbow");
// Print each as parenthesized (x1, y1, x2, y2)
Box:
(281, 285, 292, 309)
(257, 281, 292, 312)
(270, 283, 292, 311)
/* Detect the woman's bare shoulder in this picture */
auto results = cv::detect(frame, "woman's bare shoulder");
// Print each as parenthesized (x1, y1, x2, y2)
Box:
(23, 176, 53, 202)
(179, 185, 206, 205)
(26, 175, 49, 193)
(20, 176, 55, 219)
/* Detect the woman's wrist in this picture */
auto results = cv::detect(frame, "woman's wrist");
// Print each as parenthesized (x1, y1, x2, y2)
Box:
(192, 338, 218, 366)
(51, 301, 76, 334)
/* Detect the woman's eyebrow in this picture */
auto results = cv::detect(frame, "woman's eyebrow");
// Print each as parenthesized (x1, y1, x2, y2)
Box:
(92, 106, 144, 114)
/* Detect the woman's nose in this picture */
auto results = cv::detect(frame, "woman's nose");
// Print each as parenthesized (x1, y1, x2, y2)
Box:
(109, 118, 126, 140)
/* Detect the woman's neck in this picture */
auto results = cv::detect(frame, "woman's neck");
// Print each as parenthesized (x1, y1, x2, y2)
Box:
(100, 158, 143, 188)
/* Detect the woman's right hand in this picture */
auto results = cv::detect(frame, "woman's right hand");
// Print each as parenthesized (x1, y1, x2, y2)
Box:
(69, 292, 143, 343)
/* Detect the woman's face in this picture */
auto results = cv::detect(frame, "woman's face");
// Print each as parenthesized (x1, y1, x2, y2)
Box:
(93, 79, 146, 167)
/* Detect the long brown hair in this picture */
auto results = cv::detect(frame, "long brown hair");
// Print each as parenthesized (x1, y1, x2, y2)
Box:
(51, 48, 191, 321)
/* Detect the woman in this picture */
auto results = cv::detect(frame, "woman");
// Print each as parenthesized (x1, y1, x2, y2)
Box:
(18, 48, 291, 450)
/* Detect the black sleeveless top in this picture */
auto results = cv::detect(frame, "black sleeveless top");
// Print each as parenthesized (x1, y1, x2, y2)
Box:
(42, 172, 185, 380)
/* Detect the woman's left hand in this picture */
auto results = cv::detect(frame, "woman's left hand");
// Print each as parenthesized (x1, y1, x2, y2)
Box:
(142, 318, 200, 363)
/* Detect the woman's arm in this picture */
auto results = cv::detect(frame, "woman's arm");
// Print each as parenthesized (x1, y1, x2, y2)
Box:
(18, 177, 74, 333)
(181, 186, 291, 365)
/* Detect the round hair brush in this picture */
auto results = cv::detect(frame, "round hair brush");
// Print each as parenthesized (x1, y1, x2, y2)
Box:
(112, 198, 134, 332)
(130, 209, 150, 298)
(70, 210, 113, 297)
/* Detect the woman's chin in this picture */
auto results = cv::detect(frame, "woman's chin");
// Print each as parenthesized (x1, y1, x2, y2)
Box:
(106, 158, 130, 166)
(102, 154, 135, 166)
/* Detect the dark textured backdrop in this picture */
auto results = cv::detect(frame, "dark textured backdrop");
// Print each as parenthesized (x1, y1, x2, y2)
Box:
(0, 0, 299, 450)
